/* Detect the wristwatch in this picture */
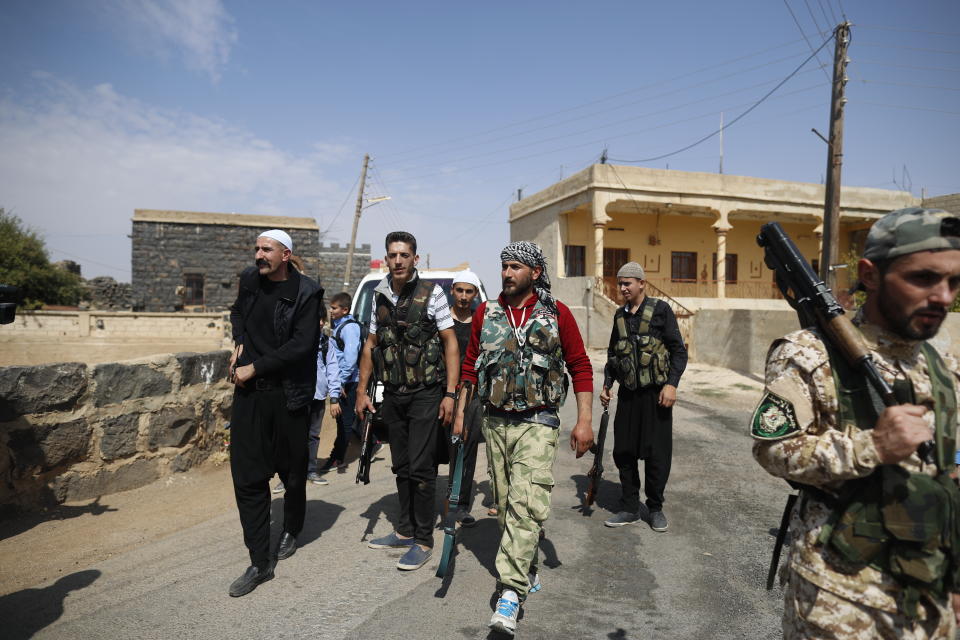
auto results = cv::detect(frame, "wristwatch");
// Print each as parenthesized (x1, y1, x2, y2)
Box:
(444, 391, 457, 399)
(329, 397, 339, 405)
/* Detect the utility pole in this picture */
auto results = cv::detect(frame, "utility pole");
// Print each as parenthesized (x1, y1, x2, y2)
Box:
(819, 22, 851, 290)
(343, 154, 370, 289)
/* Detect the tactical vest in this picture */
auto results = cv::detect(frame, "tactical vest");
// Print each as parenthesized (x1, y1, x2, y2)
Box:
(814, 338, 960, 617)
(609, 298, 670, 390)
(372, 279, 444, 389)
(475, 300, 568, 411)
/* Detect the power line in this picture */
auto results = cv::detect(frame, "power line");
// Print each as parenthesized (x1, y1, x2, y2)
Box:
(802, 0, 828, 36)
(383, 68, 826, 177)
(856, 41, 960, 56)
(608, 33, 835, 164)
(374, 36, 811, 162)
(379, 49, 815, 169)
(857, 24, 960, 38)
(819, 0, 838, 26)
(855, 79, 960, 92)
(856, 60, 960, 74)
(783, 0, 832, 81)
(48, 247, 127, 273)
(858, 101, 960, 116)
(322, 172, 362, 236)
(388, 84, 827, 186)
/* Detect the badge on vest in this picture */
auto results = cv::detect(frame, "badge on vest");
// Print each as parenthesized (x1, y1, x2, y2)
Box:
(751, 391, 801, 440)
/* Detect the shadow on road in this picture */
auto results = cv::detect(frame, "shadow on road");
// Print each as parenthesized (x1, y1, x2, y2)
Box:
(569, 473, 620, 515)
(357, 490, 400, 543)
(0, 569, 101, 640)
(270, 497, 345, 549)
(0, 496, 118, 541)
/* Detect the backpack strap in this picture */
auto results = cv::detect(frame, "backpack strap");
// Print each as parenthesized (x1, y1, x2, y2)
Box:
(333, 317, 360, 351)
(404, 279, 434, 325)
(637, 297, 657, 335)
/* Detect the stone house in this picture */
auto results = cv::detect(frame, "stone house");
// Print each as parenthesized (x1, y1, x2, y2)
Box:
(131, 210, 321, 312)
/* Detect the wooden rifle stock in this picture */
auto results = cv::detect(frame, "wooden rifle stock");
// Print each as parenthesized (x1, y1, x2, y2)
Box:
(584, 407, 609, 507)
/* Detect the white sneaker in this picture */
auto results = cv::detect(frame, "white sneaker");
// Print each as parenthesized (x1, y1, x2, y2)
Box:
(489, 591, 520, 636)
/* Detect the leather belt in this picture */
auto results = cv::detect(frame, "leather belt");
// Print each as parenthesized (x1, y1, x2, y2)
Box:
(483, 405, 560, 428)
(254, 377, 281, 391)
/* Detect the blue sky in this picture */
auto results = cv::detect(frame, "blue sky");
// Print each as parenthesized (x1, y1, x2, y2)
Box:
(1, 0, 957, 292)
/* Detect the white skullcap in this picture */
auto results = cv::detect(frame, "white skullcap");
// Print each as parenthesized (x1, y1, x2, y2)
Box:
(258, 229, 293, 252)
(452, 270, 482, 290)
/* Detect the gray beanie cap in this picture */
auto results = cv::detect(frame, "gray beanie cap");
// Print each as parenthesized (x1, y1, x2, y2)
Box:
(616, 262, 645, 280)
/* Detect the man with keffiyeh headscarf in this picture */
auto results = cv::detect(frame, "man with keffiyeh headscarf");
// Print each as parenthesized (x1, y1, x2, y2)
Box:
(458, 241, 594, 637)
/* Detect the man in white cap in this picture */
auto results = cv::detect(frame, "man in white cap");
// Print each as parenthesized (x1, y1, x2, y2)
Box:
(226, 229, 324, 596)
(447, 270, 483, 525)
(600, 261, 687, 532)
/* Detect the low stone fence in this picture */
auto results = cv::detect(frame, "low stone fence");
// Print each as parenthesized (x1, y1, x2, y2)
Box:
(2, 310, 229, 340)
(0, 349, 233, 512)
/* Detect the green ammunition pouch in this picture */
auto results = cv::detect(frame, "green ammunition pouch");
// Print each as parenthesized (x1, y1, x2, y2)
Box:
(373, 279, 444, 389)
(610, 298, 670, 390)
(475, 300, 568, 411)
(813, 340, 960, 617)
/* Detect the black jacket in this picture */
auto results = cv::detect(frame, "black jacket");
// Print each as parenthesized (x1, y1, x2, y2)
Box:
(230, 266, 324, 410)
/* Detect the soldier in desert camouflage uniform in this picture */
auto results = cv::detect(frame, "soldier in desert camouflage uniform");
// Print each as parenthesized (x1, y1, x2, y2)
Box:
(458, 241, 595, 637)
(753, 207, 960, 639)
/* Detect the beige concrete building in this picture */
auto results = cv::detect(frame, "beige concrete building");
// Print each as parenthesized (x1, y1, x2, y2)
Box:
(510, 164, 919, 348)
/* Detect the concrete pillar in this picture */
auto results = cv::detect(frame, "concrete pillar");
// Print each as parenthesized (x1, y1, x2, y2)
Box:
(712, 209, 733, 299)
(591, 190, 614, 279)
(814, 221, 824, 259)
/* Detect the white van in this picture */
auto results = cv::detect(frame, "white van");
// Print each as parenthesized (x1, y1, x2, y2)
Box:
(350, 269, 489, 327)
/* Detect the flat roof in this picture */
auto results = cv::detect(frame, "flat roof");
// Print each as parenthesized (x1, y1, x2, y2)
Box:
(132, 209, 318, 230)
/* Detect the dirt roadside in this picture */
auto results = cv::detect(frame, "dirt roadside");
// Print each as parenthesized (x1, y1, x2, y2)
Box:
(0, 360, 763, 597)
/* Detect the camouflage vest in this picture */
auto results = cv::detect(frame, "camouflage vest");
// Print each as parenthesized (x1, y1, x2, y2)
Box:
(816, 339, 960, 616)
(372, 279, 444, 389)
(609, 298, 670, 390)
(475, 300, 568, 411)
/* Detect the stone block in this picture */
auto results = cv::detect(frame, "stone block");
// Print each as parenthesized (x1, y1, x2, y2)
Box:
(171, 445, 211, 473)
(92, 363, 172, 407)
(176, 351, 229, 387)
(200, 395, 232, 433)
(147, 406, 196, 449)
(7, 418, 91, 471)
(99, 413, 140, 460)
(0, 363, 88, 421)
(52, 457, 160, 502)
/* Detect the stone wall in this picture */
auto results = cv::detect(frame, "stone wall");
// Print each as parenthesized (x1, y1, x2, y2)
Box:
(131, 221, 320, 312)
(924, 193, 960, 216)
(2, 310, 228, 340)
(84, 276, 133, 311)
(317, 242, 372, 296)
(0, 350, 232, 512)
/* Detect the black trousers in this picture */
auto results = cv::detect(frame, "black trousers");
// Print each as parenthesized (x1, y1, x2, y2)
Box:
(382, 385, 442, 548)
(612, 385, 672, 513)
(230, 385, 309, 567)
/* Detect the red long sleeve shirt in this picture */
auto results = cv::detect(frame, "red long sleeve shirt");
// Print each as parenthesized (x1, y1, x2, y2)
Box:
(460, 294, 594, 399)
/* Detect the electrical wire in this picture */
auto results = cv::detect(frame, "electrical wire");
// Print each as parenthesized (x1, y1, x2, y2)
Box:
(856, 79, 960, 92)
(858, 101, 960, 116)
(375, 36, 811, 162)
(784, 0, 832, 81)
(608, 33, 834, 164)
(378, 49, 815, 169)
(802, 0, 828, 36)
(856, 60, 960, 74)
(856, 42, 960, 56)
(387, 83, 828, 185)
(48, 247, 127, 274)
(856, 25, 960, 38)
(322, 172, 361, 236)
(382, 67, 827, 177)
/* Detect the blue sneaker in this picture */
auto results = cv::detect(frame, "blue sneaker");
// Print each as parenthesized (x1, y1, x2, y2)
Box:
(489, 592, 520, 636)
(367, 532, 415, 549)
(397, 544, 432, 570)
(527, 571, 542, 594)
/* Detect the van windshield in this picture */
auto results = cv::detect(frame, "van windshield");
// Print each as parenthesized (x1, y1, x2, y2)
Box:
(352, 278, 487, 326)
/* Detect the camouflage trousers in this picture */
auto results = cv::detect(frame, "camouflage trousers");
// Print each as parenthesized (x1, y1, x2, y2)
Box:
(482, 412, 559, 600)
(783, 570, 956, 640)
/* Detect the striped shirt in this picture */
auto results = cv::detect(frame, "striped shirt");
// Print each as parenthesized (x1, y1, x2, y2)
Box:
(368, 275, 453, 334)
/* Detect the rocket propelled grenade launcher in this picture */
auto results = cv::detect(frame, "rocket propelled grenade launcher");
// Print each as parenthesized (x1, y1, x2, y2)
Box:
(757, 221, 934, 463)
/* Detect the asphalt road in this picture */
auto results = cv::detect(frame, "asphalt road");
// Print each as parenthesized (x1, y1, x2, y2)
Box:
(2, 365, 792, 640)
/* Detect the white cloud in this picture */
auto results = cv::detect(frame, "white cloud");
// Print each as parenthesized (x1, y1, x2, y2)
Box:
(0, 75, 350, 280)
(109, 0, 238, 82)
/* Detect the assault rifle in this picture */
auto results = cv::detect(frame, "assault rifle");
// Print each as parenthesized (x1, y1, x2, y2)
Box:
(436, 381, 474, 578)
(355, 375, 378, 485)
(583, 406, 609, 509)
(756, 222, 935, 589)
